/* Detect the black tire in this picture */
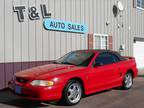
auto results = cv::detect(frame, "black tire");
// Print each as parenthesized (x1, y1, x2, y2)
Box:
(122, 72, 133, 90)
(61, 80, 83, 106)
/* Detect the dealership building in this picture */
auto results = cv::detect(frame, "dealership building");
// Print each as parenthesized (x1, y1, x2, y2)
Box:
(0, 0, 144, 89)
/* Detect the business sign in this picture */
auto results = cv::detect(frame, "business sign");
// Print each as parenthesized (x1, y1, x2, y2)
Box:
(44, 19, 88, 34)
(13, 4, 51, 22)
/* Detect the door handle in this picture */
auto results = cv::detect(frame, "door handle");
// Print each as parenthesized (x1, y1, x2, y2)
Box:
(120, 72, 122, 77)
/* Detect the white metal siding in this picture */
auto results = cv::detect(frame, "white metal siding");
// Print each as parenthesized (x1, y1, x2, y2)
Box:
(0, 0, 144, 64)
(0, 0, 88, 63)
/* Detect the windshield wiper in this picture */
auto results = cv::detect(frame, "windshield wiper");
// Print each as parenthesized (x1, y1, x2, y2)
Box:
(53, 61, 61, 64)
(62, 62, 76, 66)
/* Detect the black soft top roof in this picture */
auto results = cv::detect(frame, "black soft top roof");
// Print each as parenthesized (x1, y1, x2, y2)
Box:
(74, 49, 125, 61)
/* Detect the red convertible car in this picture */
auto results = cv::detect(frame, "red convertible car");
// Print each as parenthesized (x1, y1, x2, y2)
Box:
(9, 50, 138, 105)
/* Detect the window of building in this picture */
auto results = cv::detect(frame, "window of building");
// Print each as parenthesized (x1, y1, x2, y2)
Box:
(93, 34, 109, 50)
(136, 0, 144, 10)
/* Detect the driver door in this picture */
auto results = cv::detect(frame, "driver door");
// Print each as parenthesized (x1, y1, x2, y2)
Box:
(88, 52, 119, 92)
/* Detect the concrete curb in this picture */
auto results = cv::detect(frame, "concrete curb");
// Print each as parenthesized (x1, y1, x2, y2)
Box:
(138, 68, 144, 75)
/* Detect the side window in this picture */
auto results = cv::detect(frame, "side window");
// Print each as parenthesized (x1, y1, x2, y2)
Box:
(94, 53, 118, 66)
(111, 54, 120, 62)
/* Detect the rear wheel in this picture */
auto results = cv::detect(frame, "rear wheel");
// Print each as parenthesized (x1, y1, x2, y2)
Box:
(122, 72, 133, 90)
(62, 80, 82, 106)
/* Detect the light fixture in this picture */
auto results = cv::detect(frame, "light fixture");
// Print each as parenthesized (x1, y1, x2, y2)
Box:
(118, 24, 121, 28)
(106, 21, 110, 26)
(119, 44, 125, 51)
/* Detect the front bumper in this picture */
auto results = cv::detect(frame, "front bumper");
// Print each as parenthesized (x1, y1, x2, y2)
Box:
(8, 80, 63, 101)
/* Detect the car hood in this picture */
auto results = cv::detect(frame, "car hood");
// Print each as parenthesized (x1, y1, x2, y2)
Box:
(15, 64, 84, 79)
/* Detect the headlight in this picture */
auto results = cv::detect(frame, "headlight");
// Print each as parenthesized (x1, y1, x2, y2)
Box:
(31, 80, 54, 86)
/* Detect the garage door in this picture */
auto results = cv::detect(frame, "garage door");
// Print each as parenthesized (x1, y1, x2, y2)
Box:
(134, 41, 144, 69)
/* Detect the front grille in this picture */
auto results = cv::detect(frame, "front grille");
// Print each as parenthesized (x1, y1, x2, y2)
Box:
(16, 77, 29, 83)
(15, 88, 40, 98)
(16, 92, 40, 98)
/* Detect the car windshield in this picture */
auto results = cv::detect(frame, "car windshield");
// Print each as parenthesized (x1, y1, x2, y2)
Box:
(55, 51, 95, 67)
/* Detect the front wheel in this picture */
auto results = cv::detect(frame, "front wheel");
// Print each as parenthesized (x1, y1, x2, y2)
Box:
(61, 80, 82, 106)
(122, 72, 133, 90)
